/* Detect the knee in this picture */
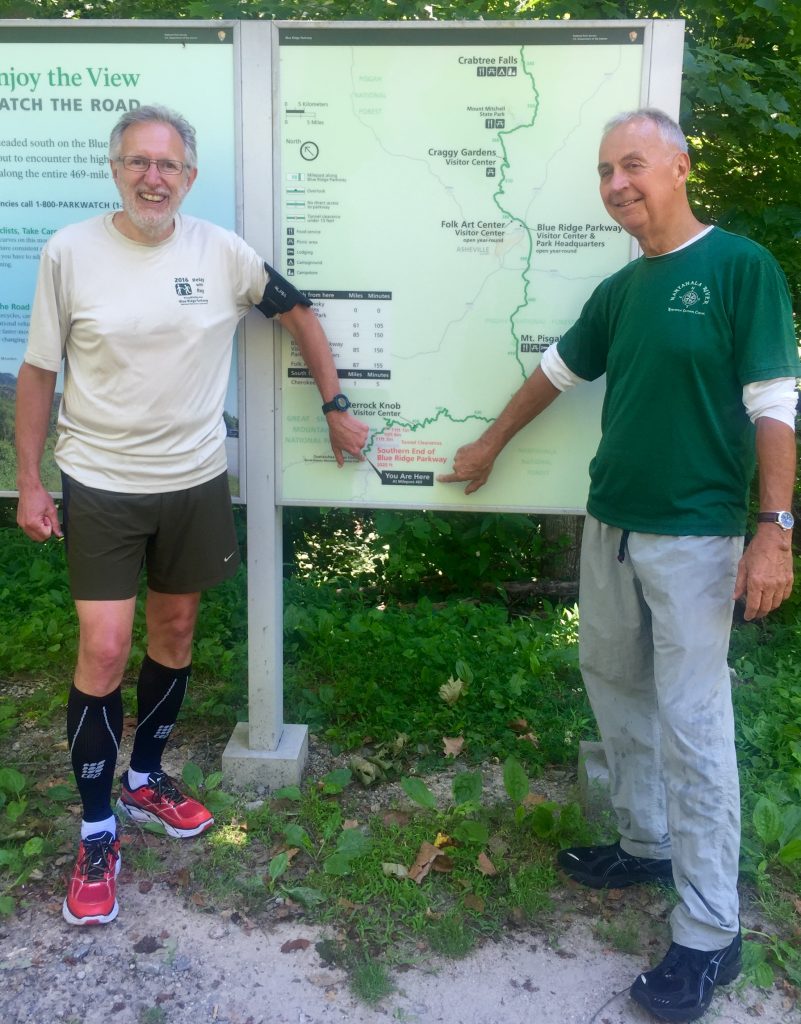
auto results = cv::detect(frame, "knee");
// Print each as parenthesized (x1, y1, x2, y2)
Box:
(150, 616, 195, 666)
(158, 610, 196, 651)
(77, 633, 131, 694)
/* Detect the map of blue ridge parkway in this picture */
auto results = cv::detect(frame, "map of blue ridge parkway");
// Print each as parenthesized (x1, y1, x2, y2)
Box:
(278, 24, 645, 511)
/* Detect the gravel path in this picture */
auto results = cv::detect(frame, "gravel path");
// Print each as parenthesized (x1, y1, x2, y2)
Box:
(1, 879, 796, 1024)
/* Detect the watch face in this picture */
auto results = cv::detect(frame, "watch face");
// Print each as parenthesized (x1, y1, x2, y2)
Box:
(333, 394, 350, 411)
(778, 511, 794, 530)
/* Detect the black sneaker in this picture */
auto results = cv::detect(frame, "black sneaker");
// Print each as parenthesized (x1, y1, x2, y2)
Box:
(556, 841, 673, 889)
(630, 932, 742, 1022)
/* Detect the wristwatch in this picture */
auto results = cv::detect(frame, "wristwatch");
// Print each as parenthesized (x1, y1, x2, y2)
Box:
(757, 510, 795, 531)
(321, 393, 351, 414)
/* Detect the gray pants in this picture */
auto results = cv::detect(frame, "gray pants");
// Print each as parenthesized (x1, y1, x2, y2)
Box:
(579, 514, 743, 950)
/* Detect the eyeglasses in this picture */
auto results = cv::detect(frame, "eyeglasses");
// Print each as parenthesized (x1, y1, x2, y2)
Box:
(117, 156, 186, 175)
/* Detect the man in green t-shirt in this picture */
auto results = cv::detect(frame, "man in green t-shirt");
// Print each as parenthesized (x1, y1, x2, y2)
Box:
(440, 108, 798, 1023)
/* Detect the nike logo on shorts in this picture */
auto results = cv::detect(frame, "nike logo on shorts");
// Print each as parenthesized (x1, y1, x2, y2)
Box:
(224, 551, 237, 563)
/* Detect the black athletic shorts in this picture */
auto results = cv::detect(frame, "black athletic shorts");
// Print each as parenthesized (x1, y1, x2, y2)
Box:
(61, 471, 240, 601)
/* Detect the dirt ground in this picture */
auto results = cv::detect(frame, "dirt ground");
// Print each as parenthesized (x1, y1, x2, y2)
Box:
(1, 708, 799, 1024)
(1, 883, 798, 1024)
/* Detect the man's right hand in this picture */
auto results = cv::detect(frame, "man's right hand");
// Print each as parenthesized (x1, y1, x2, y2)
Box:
(17, 480, 62, 542)
(437, 437, 498, 495)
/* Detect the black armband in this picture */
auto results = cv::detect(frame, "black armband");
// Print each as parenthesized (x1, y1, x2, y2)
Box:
(255, 263, 313, 318)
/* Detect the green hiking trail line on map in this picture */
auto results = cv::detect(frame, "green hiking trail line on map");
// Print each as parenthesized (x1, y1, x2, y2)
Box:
(493, 46, 540, 380)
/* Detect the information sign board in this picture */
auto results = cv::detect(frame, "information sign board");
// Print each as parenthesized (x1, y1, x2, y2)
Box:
(276, 21, 683, 512)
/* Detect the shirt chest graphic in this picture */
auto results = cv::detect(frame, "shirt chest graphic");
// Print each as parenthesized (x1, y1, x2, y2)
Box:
(667, 279, 711, 316)
(174, 275, 209, 306)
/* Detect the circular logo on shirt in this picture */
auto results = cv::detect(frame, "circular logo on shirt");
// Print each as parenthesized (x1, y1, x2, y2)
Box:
(668, 280, 711, 316)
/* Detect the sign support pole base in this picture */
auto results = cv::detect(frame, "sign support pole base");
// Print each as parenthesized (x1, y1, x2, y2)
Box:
(221, 722, 309, 791)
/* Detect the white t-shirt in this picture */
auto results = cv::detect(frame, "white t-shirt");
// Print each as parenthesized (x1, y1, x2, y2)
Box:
(24, 213, 268, 492)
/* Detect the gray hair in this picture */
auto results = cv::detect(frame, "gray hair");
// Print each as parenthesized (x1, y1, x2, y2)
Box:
(602, 108, 688, 154)
(108, 104, 198, 168)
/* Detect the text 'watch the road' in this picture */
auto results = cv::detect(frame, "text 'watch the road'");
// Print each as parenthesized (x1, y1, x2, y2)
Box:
(321, 394, 351, 414)
(757, 511, 795, 531)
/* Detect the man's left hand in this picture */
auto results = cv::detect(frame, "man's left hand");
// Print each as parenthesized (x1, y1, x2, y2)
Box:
(734, 526, 794, 620)
(325, 411, 369, 466)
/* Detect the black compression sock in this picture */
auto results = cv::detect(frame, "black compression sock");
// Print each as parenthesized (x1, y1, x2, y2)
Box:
(66, 684, 123, 823)
(129, 655, 190, 774)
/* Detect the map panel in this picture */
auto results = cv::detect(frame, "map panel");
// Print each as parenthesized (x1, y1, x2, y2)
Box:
(278, 24, 646, 511)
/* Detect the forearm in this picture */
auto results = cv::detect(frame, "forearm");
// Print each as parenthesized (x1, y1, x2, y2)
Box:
(480, 366, 562, 457)
(277, 305, 341, 402)
(734, 415, 797, 618)
(755, 415, 796, 514)
(15, 362, 57, 488)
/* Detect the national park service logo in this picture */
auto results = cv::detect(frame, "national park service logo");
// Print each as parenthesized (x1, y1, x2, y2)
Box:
(668, 280, 711, 316)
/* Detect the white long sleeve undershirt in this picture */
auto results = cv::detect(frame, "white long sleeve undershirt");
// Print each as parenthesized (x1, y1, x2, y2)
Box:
(540, 344, 796, 428)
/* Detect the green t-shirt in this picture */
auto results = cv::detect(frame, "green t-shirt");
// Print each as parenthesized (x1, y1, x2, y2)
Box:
(557, 227, 799, 536)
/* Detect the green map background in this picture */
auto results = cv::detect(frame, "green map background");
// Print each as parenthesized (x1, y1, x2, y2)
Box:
(278, 28, 646, 511)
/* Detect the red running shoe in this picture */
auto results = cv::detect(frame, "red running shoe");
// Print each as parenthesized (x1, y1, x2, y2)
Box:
(62, 831, 121, 926)
(117, 771, 214, 838)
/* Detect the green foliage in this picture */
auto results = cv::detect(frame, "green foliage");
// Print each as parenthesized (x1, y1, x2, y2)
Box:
(0, 530, 76, 673)
(287, 506, 554, 596)
(178, 762, 234, 816)
(0, 768, 47, 915)
(401, 776, 438, 809)
(284, 583, 588, 768)
(350, 960, 394, 1003)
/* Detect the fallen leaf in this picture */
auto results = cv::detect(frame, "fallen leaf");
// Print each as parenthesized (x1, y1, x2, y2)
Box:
(382, 810, 411, 828)
(174, 868, 190, 888)
(337, 897, 362, 910)
(488, 836, 510, 856)
(342, 819, 359, 830)
(433, 832, 452, 849)
(442, 736, 464, 758)
(425, 907, 443, 921)
(382, 862, 409, 879)
(408, 841, 446, 884)
(507, 718, 529, 733)
(522, 792, 547, 808)
(270, 797, 299, 812)
(431, 855, 455, 873)
(280, 938, 311, 953)
(477, 852, 498, 876)
(439, 675, 465, 706)
(517, 732, 540, 747)
(190, 893, 206, 907)
(132, 936, 163, 954)
(138, 880, 154, 894)
(463, 893, 485, 913)
(350, 755, 383, 787)
(284, 846, 301, 864)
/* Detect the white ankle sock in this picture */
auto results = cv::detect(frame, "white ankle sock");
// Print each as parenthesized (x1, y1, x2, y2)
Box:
(126, 768, 153, 790)
(81, 815, 116, 840)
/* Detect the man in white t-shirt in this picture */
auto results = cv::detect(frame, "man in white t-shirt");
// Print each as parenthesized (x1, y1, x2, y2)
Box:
(15, 105, 368, 927)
